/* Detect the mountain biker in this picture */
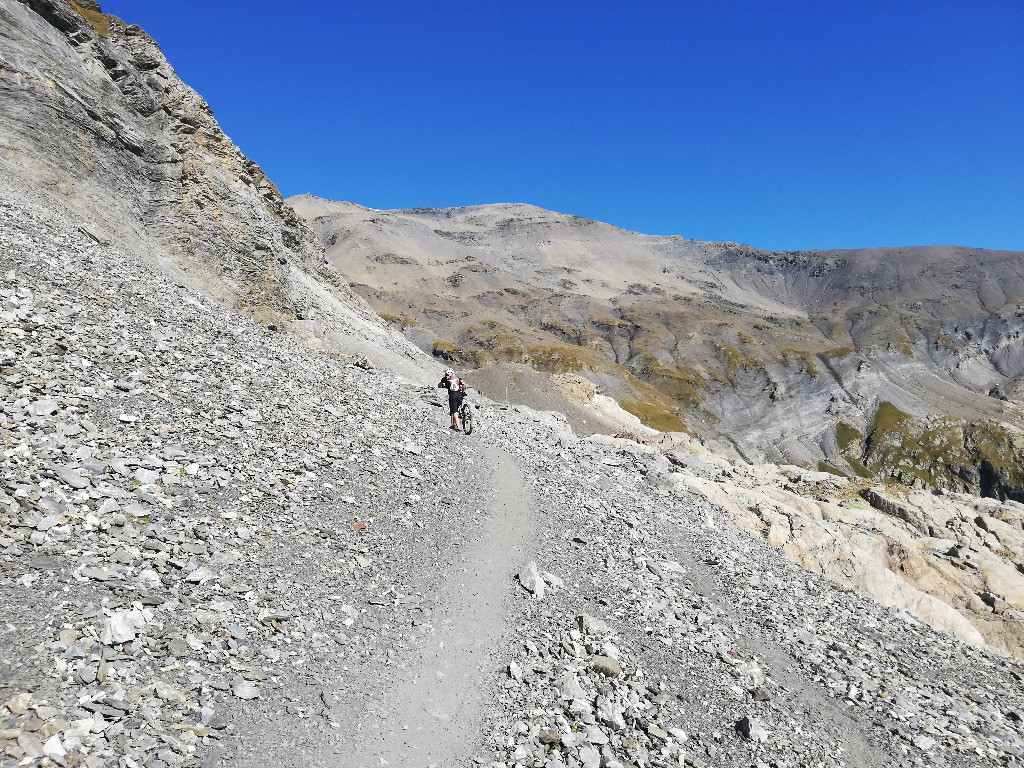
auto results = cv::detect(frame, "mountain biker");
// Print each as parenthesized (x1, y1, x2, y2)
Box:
(437, 368, 467, 430)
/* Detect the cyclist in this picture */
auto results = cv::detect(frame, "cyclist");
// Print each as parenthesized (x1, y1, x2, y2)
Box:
(437, 368, 467, 430)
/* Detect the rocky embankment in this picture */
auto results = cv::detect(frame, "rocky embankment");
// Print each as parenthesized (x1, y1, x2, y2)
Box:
(3, 184, 1024, 767)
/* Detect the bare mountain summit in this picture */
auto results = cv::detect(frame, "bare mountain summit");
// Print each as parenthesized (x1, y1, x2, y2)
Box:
(291, 194, 1024, 499)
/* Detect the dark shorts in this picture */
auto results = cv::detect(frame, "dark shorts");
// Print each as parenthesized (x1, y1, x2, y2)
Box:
(448, 391, 465, 415)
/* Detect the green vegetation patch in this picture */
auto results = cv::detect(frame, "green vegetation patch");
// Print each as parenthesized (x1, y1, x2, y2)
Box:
(834, 420, 874, 479)
(70, 0, 111, 36)
(871, 401, 912, 435)
(714, 343, 763, 382)
(857, 402, 1024, 498)
(775, 348, 819, 378)
(845, 456, 874, 479)
(890, 330, 914, 356)
(462, 321, 530, 364)
(620, 398, 688, 433)
(591, 313, 626, 329)
(821, 345, 856, 360)
(540, 317, 579, 341)
(966, 421, 1024, 493)
(634, 354, 705, 407)
(861, 401, 936, 487)
(527, 344, 596, 373)
(432, 346, 492, 366)
(718, 343, 745, 378)
(836, 422, 863, 453)
(488, 333, 528, 362)
(378, 311, 417, 329)
(935, 331, 956, 351)
(817, 461, 847, 477)
(431, 339, 473, 363)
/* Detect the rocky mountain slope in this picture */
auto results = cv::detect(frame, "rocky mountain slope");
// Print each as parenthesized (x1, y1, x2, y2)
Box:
(290, 196, 1024, 499)
(3, 2, 1024, 767)
(0, 0, 425, 376)
(5, 188, 1024, 768)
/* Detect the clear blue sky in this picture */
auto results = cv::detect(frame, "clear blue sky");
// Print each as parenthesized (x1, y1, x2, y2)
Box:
(100, 0, 1023, 251)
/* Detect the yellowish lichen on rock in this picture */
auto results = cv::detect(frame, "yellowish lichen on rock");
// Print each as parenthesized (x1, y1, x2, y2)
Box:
(69, 0, 111, 36)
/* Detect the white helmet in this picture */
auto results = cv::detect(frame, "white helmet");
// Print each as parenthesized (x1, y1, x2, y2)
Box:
(445, 368, 454, 376)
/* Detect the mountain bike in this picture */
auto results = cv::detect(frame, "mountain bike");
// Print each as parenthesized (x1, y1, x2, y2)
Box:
(458, 399, 474, 435)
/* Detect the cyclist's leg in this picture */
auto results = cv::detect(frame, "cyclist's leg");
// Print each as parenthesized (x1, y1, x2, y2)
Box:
(455, 393, 465, 429)
(448, 393, 459, 428)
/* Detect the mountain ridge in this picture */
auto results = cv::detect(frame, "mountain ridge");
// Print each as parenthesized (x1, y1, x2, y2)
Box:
(290, 194, 1022, 252)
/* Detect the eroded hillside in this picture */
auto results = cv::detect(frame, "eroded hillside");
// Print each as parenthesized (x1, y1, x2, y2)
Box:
(290, 195, 1024, 498)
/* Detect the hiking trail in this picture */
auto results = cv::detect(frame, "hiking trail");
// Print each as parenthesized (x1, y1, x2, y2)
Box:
(345, 444, 535, 766)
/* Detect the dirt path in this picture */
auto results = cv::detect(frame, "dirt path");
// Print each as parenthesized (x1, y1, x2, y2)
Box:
(345, 444, 535, 767)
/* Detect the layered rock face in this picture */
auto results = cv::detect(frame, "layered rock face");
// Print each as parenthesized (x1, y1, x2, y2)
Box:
(0, 0, 316, 322)
(0, 0, 428, 374)
(649, 440, 1024, 656)
(290, 196, 1024, 497)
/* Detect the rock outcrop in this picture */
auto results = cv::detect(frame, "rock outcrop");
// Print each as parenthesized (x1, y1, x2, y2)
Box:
(651, 445, 1024, 657)
(847, 404, 1024, 502)
(0, 0, 427, 376)
(1, 0, 316, 321)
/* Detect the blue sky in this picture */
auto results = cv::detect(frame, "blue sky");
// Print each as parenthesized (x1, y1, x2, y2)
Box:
(100, 0, 1023, 251)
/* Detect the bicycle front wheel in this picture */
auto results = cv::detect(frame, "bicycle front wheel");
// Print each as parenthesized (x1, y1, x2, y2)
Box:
(461, 403, 474, 435)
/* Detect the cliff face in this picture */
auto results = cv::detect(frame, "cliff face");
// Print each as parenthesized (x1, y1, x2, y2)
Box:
(0, 0, 320, 324)
(0, 0, 428, 374)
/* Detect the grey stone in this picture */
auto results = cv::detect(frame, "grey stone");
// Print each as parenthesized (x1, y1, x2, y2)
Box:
(57, 467, 90, 489)
(735, 715, 768, 743)
(100, 609, 148, 645)
(17, 732, 44, 759)
(577, 614, 612, 637)
(591, 656, 622, 678)
(517, 561, 546, 600)
(913, 734, 937, 751)
(578, 745, 601, 768)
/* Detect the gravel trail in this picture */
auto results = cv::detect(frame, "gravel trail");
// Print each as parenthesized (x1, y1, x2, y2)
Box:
(347, 444, 536, 767)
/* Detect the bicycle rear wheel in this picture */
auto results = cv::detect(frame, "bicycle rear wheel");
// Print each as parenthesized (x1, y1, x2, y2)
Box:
(461, 403, 473, 435)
